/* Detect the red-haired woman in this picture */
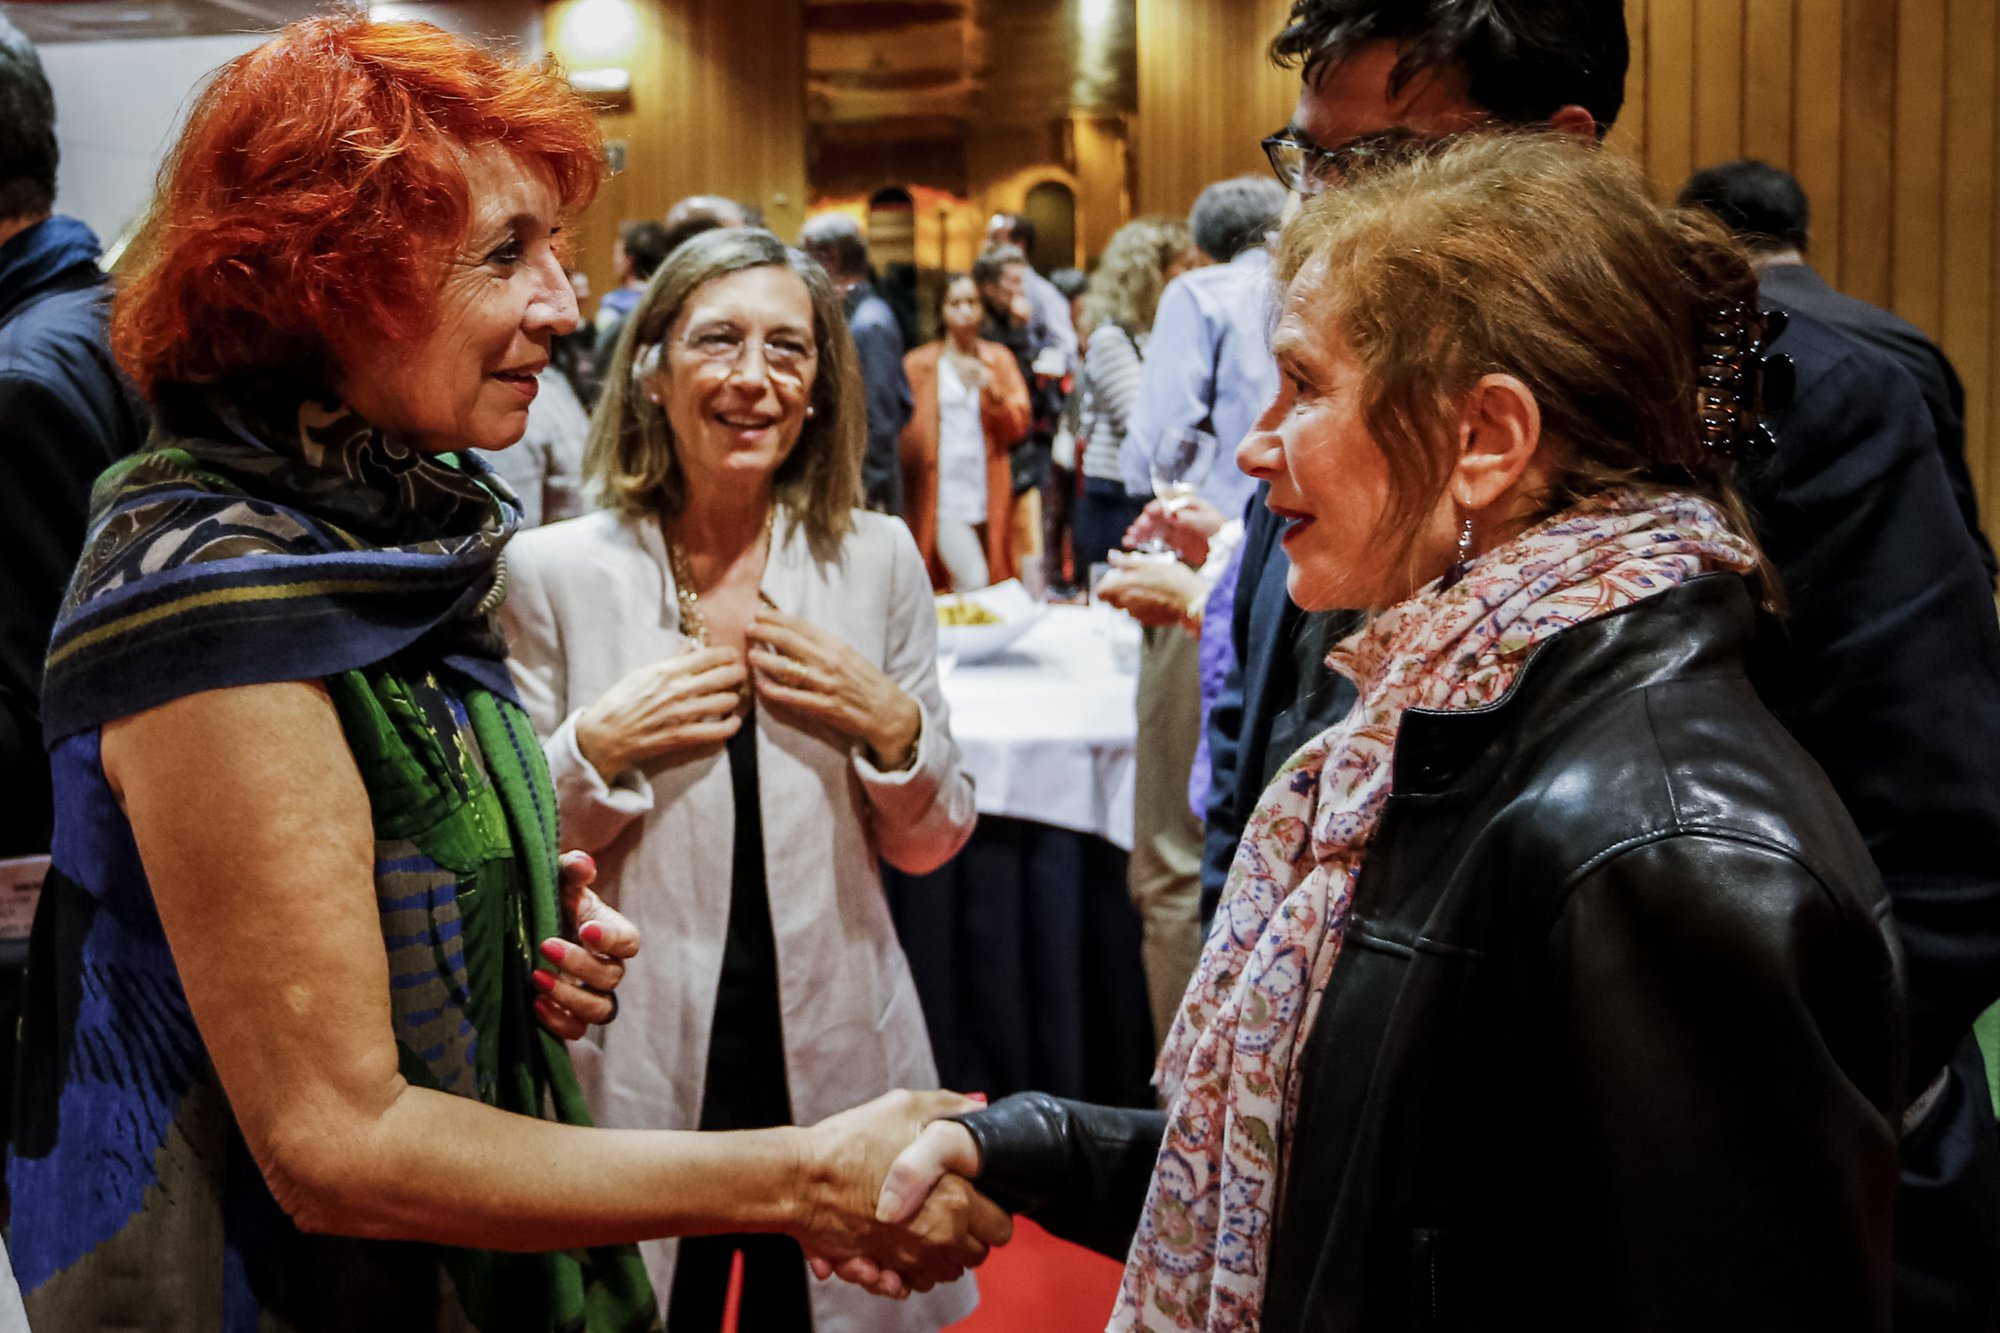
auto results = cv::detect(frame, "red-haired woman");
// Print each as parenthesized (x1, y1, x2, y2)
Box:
(5, 18, 1003, 1331)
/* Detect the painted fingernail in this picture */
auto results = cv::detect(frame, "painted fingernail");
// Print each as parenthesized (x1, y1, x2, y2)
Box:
(540, 939, 566, 964)
(531, 969, 556, 993)
(966, 1092, 988, 1105)
(580, 922, 605, 949)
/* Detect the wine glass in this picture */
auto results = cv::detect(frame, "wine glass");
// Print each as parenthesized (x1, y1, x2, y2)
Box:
(1138, 428, 1218, 554)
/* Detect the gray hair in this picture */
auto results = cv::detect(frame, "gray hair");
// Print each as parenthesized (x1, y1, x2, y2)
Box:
(0, 14, 57, 219)
(798, 212, 870, 280)
(972, 243, 1026, 288)
(1191, 175, 1286, 262)
(586, 227, 864, 561)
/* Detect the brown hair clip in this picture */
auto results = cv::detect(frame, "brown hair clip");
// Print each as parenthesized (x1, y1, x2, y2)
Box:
(1696, 302, 1794, 462)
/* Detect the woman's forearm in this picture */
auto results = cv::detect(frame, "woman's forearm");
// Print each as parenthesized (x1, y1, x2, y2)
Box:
(270, 1081, 808, 1249)
(106, 682, 996, 1283)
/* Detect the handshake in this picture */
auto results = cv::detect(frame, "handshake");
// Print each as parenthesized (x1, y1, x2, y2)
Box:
(794, 1088, 1002, 1298)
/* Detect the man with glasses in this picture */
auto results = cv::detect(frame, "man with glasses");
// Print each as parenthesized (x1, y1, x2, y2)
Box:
(1202, 5, 2000, 1329)
(1204, 2, 1616, 937)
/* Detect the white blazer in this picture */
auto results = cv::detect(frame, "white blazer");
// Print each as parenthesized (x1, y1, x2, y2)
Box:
(503, 507, 979, 1332)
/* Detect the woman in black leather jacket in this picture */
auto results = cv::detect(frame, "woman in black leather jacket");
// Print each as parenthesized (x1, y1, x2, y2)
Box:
(863, 134, 1907, 1332)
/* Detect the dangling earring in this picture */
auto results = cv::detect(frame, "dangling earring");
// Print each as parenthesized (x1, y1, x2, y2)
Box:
(1439, 515, 1475, 591)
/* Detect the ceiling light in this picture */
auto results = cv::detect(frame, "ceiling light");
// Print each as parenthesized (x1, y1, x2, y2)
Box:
(557, 0, 640, 63)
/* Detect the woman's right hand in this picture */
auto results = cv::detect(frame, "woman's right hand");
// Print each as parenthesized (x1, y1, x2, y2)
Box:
(794, 1090, 1011, 1297)
(875, 1119, 983, 1226)
(573, 646, 747, 782)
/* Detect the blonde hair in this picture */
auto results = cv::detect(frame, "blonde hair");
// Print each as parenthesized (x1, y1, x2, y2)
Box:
(1277, 131, 1775, 602)
(585, 228, 863, 562)
(1078, 215, 1193, 339)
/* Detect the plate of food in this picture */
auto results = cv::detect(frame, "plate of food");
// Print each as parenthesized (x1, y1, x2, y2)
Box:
(935, 579, 1045, 664)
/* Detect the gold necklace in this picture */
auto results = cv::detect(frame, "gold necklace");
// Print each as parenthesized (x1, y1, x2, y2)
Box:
(663, 508, 777, 647)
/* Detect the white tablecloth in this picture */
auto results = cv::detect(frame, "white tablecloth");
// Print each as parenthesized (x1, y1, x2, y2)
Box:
(938, 604, 1138, 850)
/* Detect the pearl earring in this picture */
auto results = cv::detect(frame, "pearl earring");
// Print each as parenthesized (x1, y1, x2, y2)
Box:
(805, 406, 816, 419)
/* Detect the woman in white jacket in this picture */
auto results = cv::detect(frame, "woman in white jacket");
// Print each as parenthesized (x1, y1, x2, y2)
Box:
(503, 228, 978, 1333)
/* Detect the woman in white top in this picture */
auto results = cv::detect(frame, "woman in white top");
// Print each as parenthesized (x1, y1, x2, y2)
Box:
(1074, 216, 1199, 574)
(502, 228, 981, 1333)
(899, 274, 1032, 590)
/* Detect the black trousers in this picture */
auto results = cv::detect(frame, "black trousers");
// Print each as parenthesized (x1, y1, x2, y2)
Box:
(1073, 477, 1149, 580)
(666, 1231, 811, 1333)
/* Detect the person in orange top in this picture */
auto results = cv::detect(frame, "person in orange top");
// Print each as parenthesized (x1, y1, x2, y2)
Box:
(900, 274, 1031, 590)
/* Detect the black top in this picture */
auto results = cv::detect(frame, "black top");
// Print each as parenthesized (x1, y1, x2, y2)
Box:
(698, 706, 792, 1130)
(967, 576, 1905, 1332)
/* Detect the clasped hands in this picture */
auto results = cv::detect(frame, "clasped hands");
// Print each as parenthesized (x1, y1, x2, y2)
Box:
(574, 611, 920, 781)
(795, 1090, 1002, 1298)
(528, 885, 1008, 1291)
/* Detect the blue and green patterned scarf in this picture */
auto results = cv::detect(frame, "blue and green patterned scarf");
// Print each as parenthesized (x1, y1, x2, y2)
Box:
(40, 387, 659, 1332)
(44, 387, 520, 737)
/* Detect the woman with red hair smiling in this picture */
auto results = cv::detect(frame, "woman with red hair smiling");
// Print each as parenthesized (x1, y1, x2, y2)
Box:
(5, 17, 1003, 1331)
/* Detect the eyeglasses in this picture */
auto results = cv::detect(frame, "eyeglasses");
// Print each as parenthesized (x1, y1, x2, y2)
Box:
(1261, 128, 1435, 197)
(676, 326, 817, 382)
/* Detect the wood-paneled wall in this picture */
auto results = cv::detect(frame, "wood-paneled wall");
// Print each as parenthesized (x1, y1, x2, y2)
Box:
(545, 0, 807, 307)
(1130, 0, 2000, 528)
(1612, 0, 2000, 533)
(1132, 0, 1298, 218)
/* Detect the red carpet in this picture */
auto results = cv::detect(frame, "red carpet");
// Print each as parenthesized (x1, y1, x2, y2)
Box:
(948, 1218, 1123, 1332)
(717, 1218, 1120, 1331)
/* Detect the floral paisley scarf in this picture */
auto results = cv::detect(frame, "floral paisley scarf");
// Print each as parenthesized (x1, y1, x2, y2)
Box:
(1109, 487, 1760, 1332)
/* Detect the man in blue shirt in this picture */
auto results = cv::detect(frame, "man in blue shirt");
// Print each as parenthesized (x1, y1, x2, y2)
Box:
(1120, 175, 1287, 521)
(801, 213, 914, 515)
(1105, 175, 1287, 1041)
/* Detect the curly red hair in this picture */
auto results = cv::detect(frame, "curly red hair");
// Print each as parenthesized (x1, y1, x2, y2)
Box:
(113, 16, 603, 400)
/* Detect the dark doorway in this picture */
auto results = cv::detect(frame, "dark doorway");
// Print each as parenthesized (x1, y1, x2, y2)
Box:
(1023, 180, 1076, 274)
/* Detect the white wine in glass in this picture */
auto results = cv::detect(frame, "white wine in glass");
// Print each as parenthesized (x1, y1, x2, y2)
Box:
(1139, 428, 1219, 553)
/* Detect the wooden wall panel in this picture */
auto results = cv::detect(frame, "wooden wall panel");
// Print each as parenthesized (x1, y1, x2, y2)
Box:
(1942, 0, 2000, 510)
(1647, 0, 1698, 190)
(1124, 0, 2000, 537)
(1741, 0, 1794, 163)
(546, 0, 807, 308)
(1892, 0, 1946, 337)
(1840, 0, 1897, 306)
(1693, 0, 1745, 165)
(1792, 0, 1845, 273)
(1620, 0, 2000, 537)
(1132, 0, 1297, 219)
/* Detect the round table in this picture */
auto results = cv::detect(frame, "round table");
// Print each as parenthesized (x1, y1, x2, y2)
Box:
(886, 604, 1157, 1108)
(941, 605, 1137, 848)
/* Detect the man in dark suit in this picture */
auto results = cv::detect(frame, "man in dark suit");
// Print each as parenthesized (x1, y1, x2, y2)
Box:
(800, 212, 914, 516)
(1681, 157, 1996, 584)
(1198, 4, 2000, 1327)
(1202, 0, 1619, 918)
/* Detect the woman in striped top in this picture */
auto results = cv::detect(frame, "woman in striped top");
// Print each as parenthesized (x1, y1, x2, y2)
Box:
(1073, 217, 1201, 574)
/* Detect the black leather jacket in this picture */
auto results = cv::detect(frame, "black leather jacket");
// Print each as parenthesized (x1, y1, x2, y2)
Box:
(963, 576, 1907, 1332)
